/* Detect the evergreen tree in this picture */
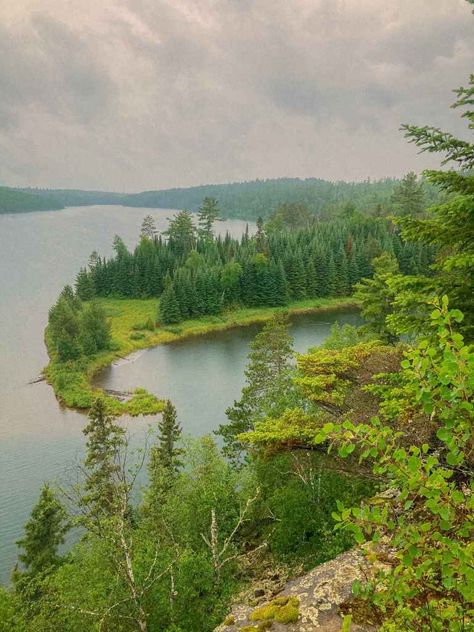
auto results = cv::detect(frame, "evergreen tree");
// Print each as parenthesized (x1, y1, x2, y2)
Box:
(81, 398, 125, 523)
(399, 73, 474, 338)
(48, 295, 82, 361)
(150, 400, 183, 476)
(391, 171, 425, 217)
(355, 252, 400, 343)
(166, 210, 196, 257)
(140, 215, 157, 240)
(255, 216, 267, 254)
(218, 312, 295, 461)
(75, 268, 95, 301)
(79, 301, 111, 355)
(197, 197, 221, 240)
(159, 281, 182, 324)
(16, 484, 69, 577)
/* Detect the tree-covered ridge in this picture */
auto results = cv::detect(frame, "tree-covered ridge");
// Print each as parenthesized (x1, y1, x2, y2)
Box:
(21, 173, 441, 220)
(0, 187, 64, 213)
(74, 208, 434, 326)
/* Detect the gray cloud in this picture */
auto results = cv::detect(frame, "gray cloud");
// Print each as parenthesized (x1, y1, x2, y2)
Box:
(0, 0, 473, 190)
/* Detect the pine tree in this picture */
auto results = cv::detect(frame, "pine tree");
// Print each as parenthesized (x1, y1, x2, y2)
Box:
(81, 398, 125, 523)
(218, 312, 295, 461)
(16, 484, 69, 577)
(140, 215, 157, 240)
(197, 197, 221, 241)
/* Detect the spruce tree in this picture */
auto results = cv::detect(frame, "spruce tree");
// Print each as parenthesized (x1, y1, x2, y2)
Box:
(79, 301, 111, 355)
(152, 400, 183, 474)
(166, 210, 196, 257)
(75, 268, 95, 301)
(218, 312, 295, 461)
(16, 484, 69, 577)
(159, 281, 182, 325)
(81, 398, 125, 523)
(391, 172, 424, 217)
(197, 197, 221, 241)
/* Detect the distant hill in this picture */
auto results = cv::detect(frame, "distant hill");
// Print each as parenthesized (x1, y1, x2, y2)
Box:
(0, 187, 64, 214)
(20, 177, 408, 220)
(20, 188, 128, 208)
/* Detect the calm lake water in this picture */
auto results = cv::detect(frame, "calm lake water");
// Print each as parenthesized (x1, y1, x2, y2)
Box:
(0, 205, 358, 583)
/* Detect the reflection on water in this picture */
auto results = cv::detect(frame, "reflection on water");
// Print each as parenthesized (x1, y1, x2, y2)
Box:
(95, 310, 361, 436)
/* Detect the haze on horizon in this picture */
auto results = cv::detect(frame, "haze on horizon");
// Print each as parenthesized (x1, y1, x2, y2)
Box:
(1, 0, 473, 192)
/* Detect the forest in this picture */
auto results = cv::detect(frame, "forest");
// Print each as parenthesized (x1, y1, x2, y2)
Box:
(0, 187, 64, 214)
(0, 74, 473, 632)
(20, 173, 441, 221)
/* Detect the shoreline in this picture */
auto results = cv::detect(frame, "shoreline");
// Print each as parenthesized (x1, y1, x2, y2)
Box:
(44, 296, 359, 417)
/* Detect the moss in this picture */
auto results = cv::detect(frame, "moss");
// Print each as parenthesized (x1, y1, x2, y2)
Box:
(249, 595, 299, 625)
(223, 615, 235, 626)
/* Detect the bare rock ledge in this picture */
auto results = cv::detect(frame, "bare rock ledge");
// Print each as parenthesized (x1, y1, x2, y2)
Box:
(215, 549, 377, 632)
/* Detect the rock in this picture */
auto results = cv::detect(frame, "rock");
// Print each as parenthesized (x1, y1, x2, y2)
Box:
(215, 549, 379, 631)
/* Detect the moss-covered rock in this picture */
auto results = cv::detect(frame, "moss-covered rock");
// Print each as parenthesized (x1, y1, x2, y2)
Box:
(249, 596, 300, 624)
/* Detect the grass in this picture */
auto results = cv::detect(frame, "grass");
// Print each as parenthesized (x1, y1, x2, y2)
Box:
(44, 296, 359, 417)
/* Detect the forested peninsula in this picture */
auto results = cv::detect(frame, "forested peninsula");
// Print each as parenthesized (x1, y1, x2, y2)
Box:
(0, 187, 64, 213)
(2, 76, 473, 632)
(43, 192, 432, 414)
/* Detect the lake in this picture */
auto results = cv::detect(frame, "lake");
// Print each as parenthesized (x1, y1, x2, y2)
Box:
(0, 205, 358, 583)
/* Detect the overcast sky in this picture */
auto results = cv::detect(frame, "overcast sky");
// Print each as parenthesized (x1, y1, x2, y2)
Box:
(1, 0, 473, 191)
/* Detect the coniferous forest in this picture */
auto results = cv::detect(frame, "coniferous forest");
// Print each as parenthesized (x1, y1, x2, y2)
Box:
(73, 205, 433, 327)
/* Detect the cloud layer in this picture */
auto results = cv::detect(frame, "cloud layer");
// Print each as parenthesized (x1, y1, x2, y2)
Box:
(1, 0, 473, 190)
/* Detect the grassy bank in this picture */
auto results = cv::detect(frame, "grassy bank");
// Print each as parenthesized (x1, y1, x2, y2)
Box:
(44, 296, 358, 416)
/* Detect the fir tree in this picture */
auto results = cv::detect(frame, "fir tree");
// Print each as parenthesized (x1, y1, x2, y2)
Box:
(75, 268, 95, 301)
(16, 484, 69, 577)
(197, 197, 221, 241)
(79, 301, 111, 355)
(151, 400, 183, 474)
(159, 281, 182, 324)
(81, 398, 125, 523)
(391, 172, 424, 217)
(166, 210, 196, 257)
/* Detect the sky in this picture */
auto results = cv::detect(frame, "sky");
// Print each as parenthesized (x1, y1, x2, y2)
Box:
(1, 0, 473, 191)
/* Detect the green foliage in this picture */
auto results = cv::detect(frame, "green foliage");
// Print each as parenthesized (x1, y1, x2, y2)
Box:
(390, 172, 425, 217)
(249, 595, 300, 624)
(0, 186, 64, 213)
(197, 197, 222, 240)
(76, 209, 432, 325)
(15, 484, 69, 578)
(399, 73, 474, 338)
(217, 312, 296, 462)
(355, 252, 400, 343)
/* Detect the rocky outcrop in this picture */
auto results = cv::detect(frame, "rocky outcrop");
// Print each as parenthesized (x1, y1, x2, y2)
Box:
(215, 549, 378, 632)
